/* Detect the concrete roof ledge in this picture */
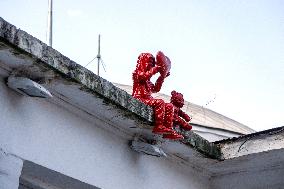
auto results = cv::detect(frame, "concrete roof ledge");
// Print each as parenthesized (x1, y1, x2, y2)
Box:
(3, 17, 284, 180)
(0, 17, 221, 160)
(182, 131, 221, 159)
(215, 126, 284, 159)
(0, 17, 153, 123)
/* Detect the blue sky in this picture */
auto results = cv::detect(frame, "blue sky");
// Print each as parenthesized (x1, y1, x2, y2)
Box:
(1, 0, 283, 131)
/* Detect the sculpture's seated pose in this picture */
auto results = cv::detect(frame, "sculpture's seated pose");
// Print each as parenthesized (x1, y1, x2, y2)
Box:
(170, 90, 192, 131)
(132, 52, 183, 140)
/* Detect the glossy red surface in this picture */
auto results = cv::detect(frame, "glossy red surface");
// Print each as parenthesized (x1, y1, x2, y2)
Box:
(171, 91, 192, 131)
(132, 52, 183, 139)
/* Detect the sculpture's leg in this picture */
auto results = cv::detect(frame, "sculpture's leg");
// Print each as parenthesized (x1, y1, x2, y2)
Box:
(163, 103, 184, 140)
(143, 99, 173, 134)
(163, 103, 174, 129)
(140, 99, 173, 134)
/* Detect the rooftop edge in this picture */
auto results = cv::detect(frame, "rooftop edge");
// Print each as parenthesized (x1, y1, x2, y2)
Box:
(0, 17, 222, 160)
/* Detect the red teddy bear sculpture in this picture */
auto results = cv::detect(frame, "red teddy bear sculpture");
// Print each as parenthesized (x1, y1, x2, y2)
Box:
(132, 52, 183, 140)
(170, 90, 192, 131)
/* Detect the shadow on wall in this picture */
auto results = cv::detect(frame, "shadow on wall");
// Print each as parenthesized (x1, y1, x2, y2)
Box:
(19, 161, 100, 189)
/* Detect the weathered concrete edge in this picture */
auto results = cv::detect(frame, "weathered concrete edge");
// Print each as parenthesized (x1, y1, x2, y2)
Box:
(182, 130, 222, 159)
(214, 125, 284, 144)
(0, 17, 222, 160)
(214, 126, 284, 160)
(0, 17, 153, 123)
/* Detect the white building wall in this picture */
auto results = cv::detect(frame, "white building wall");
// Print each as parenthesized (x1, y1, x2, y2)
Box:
(0, 78, 209, 189)
(211, 168, 284, 189)
(0, 149, 23, 189)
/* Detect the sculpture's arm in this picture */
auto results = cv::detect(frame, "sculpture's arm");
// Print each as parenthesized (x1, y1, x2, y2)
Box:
(152, 75, 165, 93)
(135, 66, 159, 81)
(178, 109, 191, 122)
(153, 72, 170, 92)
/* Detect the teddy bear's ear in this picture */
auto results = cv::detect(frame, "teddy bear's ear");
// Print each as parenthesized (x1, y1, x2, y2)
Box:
(171, 90, 176, 95)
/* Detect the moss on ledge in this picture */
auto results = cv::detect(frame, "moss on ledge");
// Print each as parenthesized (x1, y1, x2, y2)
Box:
(0, 16, 221, 160)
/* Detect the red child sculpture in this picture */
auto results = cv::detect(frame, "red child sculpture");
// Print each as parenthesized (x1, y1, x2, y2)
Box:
(170, 90, 192, 131)
(132, 52, 183, 140)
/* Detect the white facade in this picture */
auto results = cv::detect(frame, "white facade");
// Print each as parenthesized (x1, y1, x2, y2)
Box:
(1, 17, 284, 189)
(0, 78, 209, 189)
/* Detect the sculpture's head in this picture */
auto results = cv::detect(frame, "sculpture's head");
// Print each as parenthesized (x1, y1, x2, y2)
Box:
(171, 90, 185, 108)
(136, 53, 155, 71)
